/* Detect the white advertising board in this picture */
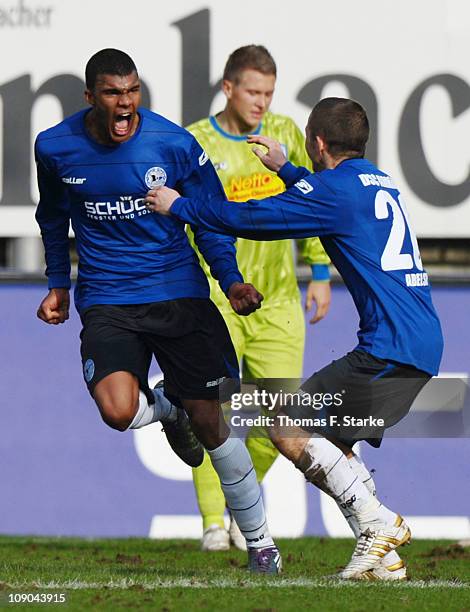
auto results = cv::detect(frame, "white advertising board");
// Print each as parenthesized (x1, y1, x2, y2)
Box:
(0, 0, 468, 236)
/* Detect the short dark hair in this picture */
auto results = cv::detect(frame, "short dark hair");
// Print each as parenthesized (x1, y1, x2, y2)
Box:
(308, 98, 369, 158)
(85, 48, 138, 90)
(223, 45, 277, 82)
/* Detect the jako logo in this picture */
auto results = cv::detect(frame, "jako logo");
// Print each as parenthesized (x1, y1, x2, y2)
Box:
(198, 151, 209, 166)
(294, 179, 313, 195)
(0, 0, 53, 27)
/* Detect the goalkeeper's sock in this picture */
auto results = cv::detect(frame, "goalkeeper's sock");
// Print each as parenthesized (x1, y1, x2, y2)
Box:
(128, 390, 176, 429)
(192, 452, 226, 530)
(208, 436, 274, 549)
(298, 436, 396, 528)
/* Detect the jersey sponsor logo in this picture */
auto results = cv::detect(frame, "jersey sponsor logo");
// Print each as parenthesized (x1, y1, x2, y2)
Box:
(294, 179, 313, 194)
(145, 166, 167, 189)
(83, 359, 95, 383)
(84, 196, 152, 221)
(198, 150, 209, 166)
(227, 172, 284, 202)
(62, 177, 86, 185)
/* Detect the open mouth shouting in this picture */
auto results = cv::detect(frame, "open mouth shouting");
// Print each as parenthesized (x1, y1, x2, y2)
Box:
(113, 112, 134, 138)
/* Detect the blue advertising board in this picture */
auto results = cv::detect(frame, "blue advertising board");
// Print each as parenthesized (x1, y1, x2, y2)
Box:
(1, 285, 469, 540)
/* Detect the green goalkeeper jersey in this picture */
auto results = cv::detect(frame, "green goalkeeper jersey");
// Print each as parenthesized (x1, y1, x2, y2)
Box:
(187, 112, 330, 313)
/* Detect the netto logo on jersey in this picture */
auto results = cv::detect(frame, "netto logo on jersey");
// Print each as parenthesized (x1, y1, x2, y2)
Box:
(145, 166, 167, 189)
(230, 173, 274, 193)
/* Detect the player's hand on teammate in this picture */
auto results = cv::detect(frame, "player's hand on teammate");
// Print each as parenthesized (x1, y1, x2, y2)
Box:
(36, 288, 70, 325)
(247, 135, 288, 173)
(145, 187, 181, 215)
(228, 282, 264, 316)
(305, 281, 331, 324)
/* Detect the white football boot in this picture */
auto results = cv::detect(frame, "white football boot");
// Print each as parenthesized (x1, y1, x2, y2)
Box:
(229, 514, 247, 551)
(339, 515, 411, 580)
(201, 525, 230, 552)
(359, 552, 407, 581)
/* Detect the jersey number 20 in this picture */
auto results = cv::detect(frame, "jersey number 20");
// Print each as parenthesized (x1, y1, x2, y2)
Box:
(375, 189, 423, 272)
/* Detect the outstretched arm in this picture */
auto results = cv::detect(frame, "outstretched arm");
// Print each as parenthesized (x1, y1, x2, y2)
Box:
(144, 135, 336, 241)
(145, 179, 331, 241)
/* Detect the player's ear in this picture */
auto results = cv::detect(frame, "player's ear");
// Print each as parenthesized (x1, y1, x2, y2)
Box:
(84, 89, 94, 107)
(316, 135, 327, 155)
(222, 79, 233, 100)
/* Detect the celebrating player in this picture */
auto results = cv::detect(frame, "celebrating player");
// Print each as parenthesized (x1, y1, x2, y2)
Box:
(145, 97, 444, 580)
(35, 48, 281, 574)
(186, 45, 331, 552)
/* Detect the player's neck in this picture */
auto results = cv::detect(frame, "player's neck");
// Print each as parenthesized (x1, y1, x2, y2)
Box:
(216, 109, 259, 136)
(329, 155, 352, 169)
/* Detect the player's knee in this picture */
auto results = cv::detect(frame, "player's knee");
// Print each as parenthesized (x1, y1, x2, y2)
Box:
(98, 397, 137, 431)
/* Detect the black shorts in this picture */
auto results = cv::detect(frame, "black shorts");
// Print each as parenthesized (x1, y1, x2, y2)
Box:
(286, 350, 430, 448)
(79, 298, 239, 403)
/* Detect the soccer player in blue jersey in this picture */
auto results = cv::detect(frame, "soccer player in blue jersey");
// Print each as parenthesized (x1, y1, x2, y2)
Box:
(35, 48, 281, 574)
(146, 97, 444, 580)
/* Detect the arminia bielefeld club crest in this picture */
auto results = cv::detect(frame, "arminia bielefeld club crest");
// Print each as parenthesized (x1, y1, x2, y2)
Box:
(145, 166, 167, 188)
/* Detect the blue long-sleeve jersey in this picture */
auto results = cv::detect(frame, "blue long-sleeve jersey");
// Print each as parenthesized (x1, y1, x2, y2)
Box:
(170, 158, 444, 376)
(35, 107, 243, 312)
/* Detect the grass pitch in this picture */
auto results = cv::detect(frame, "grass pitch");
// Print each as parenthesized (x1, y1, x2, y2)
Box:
(0, 536, 469, 611)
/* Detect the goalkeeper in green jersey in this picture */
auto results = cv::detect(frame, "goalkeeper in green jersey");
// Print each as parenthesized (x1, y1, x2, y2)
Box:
(186, 45, 331, 552)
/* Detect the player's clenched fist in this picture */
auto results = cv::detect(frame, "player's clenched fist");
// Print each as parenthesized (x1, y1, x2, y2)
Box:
(228, 282, 264, 316)
(36, 288, 70, 325)
(145, 186, 180, 215)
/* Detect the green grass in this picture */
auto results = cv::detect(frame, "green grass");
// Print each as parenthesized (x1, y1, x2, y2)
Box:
(0, 536, 469, 611)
